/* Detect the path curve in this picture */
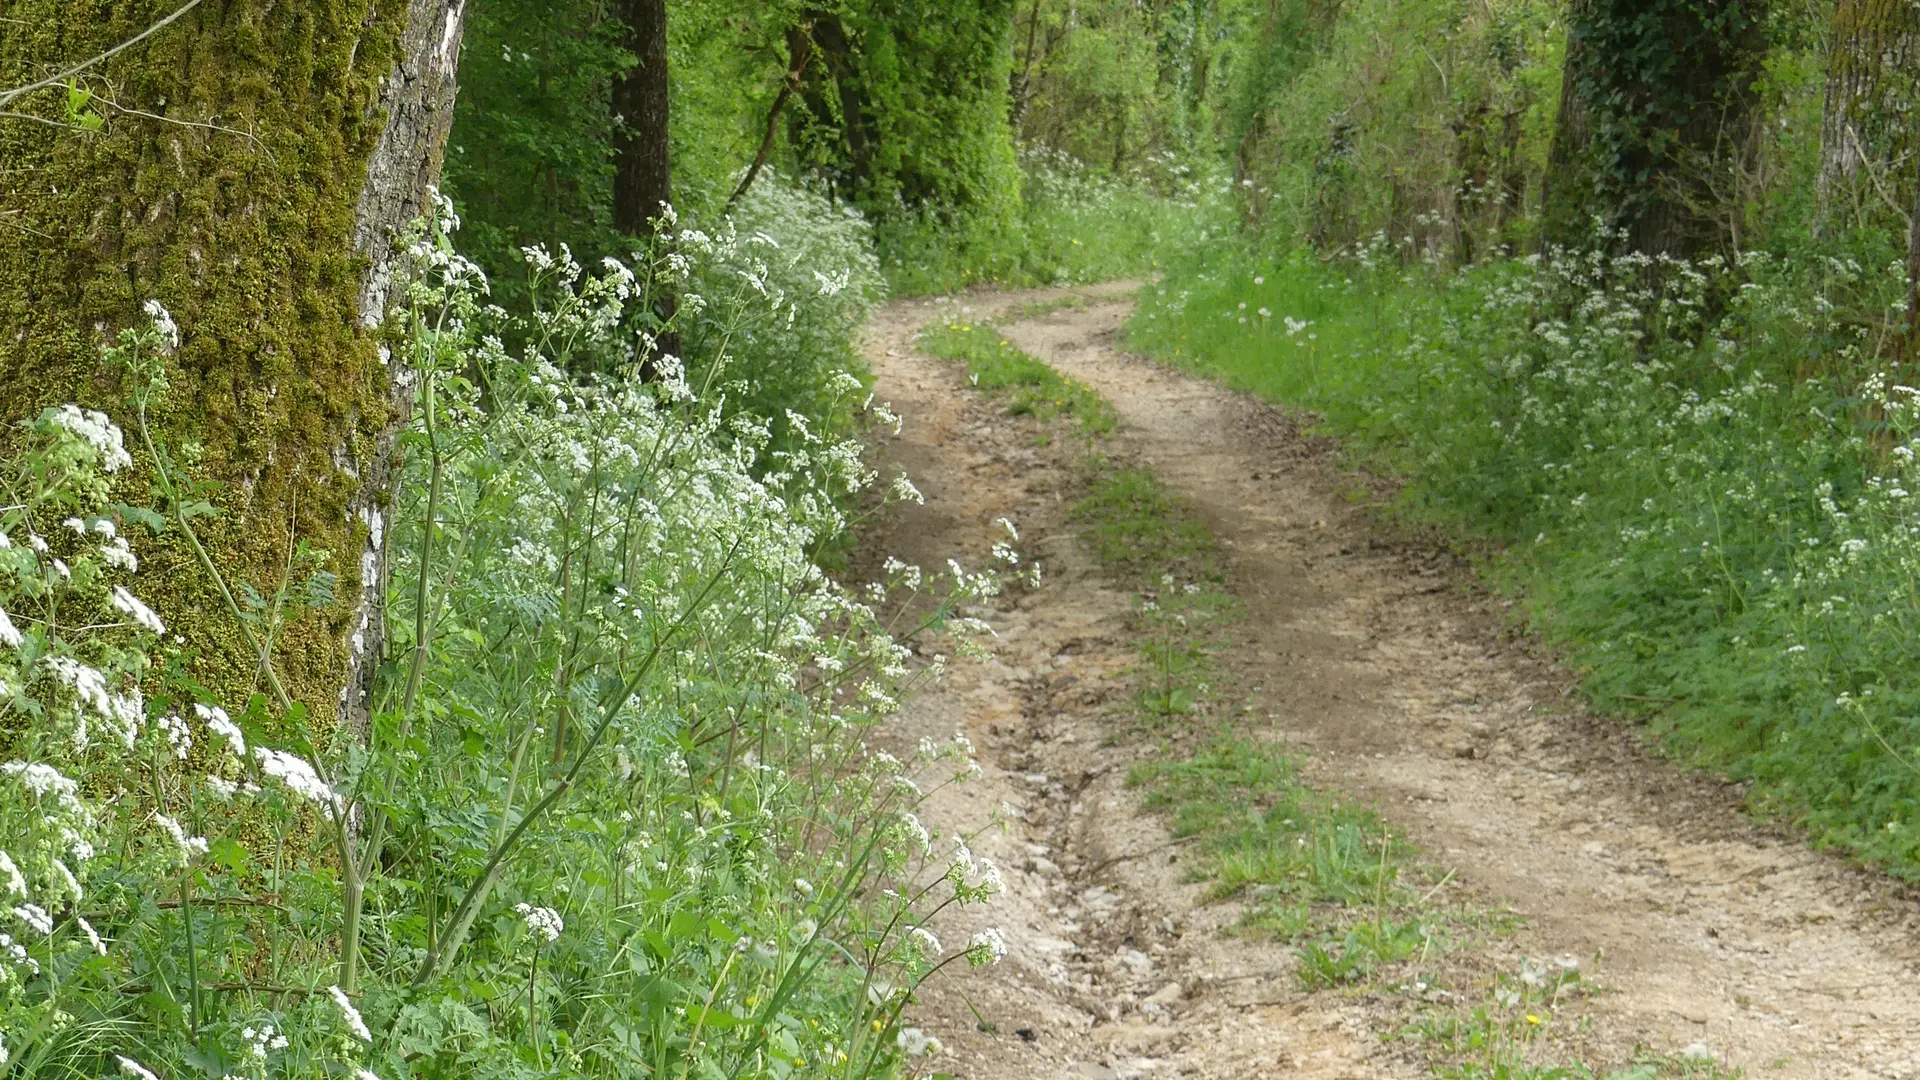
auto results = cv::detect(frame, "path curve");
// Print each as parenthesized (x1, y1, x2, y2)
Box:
(864, 285, 1920, 1080)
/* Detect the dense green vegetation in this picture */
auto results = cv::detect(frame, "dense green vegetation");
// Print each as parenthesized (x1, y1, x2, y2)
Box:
(11, 0, 1920, 1076)
(1133, 0, 1920, 876)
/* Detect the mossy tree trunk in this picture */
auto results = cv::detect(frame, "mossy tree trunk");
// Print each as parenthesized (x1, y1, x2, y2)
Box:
(0, 0, 466, 738)
(1817, 0, 1920, 235)
(1542, 0, 1768, 257)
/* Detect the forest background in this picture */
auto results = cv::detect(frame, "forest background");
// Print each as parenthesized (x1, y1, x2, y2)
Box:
(6, 0, 1920, 1078)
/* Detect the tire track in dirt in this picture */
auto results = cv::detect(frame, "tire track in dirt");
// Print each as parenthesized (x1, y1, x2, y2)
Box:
(863, 286, 1920, 1079)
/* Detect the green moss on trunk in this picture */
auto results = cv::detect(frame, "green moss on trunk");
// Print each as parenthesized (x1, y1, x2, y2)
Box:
(0, 0, 444, 737)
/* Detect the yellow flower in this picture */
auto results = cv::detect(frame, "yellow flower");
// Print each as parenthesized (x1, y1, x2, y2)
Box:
(1525, 1014, 1543, 1025)
(870, 1019, 883, 1031)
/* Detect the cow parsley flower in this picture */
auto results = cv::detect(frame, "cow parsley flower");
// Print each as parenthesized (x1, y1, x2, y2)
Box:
(116, 1056, 160, 1080)
(196, 703, 245, 756)
(254, 747, 340, 815)
(142, 300, 181, 350)
(46, 405, 132, 472)
(515, 902, 563, 943)
(13, 903, 53, 935)
(329, 984, 372, 1041)
(0, 607, 20, 650)
(966, 927, 1007, 966)
(111, 586, 165, 634)
(154, 814, 209, 862)
(0, 852, 22, 897)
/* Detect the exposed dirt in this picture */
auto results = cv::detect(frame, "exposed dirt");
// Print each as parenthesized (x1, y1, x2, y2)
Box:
(858, 284, 1920, 1080)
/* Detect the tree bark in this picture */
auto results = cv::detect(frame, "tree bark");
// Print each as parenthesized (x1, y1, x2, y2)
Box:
(0, 0, 466, 739)
(1817, 0, 1920, 235)
(611, 0, 677, 364)
(612, 0, 672, 237)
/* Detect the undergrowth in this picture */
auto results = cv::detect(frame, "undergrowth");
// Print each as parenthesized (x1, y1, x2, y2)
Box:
(0, 203, 1012, 1080)
(879, 149, 1229, 297)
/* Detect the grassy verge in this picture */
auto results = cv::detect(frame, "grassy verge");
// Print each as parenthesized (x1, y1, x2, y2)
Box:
(916, 320, 1116, 438)
(942, 312, 1739, 1080)
(1128, 243, 1920, 881)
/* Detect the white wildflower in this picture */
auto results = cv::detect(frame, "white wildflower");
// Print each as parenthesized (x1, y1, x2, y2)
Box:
(154, 814, 209, 862)
(966, 927, 1008, 966)
(77, 916, 106, 955)
(117, 1056, 161, 1080)
(12, 903, 52, 935)
(142, 300, 181, 350)
(196, 703, 245, 756)
(515, 902, 563, 943)
(0, 852, 22, 897)
(100, 537, 137, 571)
(5, 761, 81, 809)
(111, 586, 165, 634)
(0, 608, 19, 650)
(909, 926, 941, 955)
(46, 405, 132, 472)
(329, 984, 372, 1041)
(253, 747, 341, 816)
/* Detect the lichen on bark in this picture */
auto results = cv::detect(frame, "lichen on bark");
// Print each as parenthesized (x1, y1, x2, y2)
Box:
(0, 0, 463, 739)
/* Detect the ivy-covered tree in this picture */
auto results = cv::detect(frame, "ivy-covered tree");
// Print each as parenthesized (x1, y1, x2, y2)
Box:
(1544, 0, 1770, 256)
(0, 0, 465, 737)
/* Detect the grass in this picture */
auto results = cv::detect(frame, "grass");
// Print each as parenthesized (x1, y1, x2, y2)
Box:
(1070, 465, 1222, 583)
(875, 158, 1227, 297)
(916, 320, 1116, 438)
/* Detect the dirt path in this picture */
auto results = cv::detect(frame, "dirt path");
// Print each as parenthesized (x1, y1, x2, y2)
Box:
(861, 285, 1920, 1080)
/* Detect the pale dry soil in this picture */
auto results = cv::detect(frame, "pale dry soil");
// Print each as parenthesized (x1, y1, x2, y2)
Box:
(858, 284, 1920, 1080)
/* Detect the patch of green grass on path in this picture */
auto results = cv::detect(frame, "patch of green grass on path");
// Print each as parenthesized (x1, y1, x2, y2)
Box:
(917, 320, 1116, 437)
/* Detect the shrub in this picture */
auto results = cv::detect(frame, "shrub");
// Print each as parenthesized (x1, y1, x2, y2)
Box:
(0, 200, 1013, 1080)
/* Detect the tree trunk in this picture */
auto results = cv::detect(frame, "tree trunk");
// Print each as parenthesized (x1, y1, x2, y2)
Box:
(0, 0, 466, 739)
(1817, 0, 1920, 235)
(612, 0, 672, 237)
(1541, 0, 1599, 248)
(611, 0, 677, 364)
(1543, 0, 1768, 258)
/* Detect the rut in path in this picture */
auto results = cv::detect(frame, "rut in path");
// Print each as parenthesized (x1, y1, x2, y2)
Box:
(862, 285, 1920, 1080)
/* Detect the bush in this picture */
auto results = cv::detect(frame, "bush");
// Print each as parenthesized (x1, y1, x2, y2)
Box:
(0, 201, 1014, 1080)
